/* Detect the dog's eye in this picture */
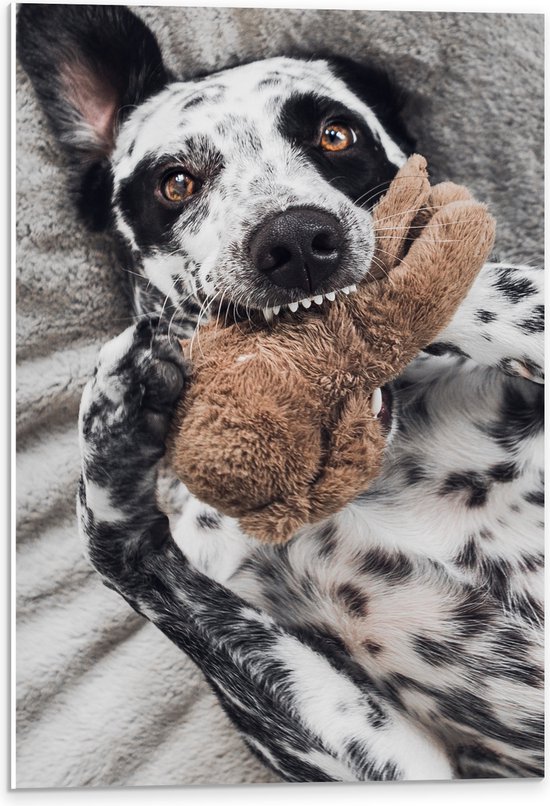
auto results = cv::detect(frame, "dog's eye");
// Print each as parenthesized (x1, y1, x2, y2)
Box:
(159, 170, 196, 204)
(320, 121, 357, 152)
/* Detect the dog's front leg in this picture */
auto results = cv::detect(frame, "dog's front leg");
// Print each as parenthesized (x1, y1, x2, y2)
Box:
(77, 319, 452, 783)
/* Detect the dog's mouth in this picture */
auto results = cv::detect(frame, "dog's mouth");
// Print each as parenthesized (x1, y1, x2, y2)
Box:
(260, 283, 358, 322)
(214, 283, 358, 324)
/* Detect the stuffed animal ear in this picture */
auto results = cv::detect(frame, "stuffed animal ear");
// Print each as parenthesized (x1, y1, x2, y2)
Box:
(17, 4, 171, 228)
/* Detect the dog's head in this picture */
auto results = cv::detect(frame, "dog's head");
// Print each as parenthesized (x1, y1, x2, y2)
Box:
(18, 4, 413, 323)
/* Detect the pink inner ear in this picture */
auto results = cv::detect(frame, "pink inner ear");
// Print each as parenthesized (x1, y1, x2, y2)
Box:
(61, 60, 118, 154)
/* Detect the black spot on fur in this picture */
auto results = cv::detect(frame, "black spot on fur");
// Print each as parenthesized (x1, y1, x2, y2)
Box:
(316, 522, 339, 559)
(360, 548, 413, 583)
(257, 76, 282, 88)
(453, 588, 494, 638)
(424, 342, 469, 358)
(182, 93, 206, 110)
(519, 552, 544, 573)
(524, 487, 544, 507)
(414, 635, 453, 666)
(518, 304, 544, 333)
(481, 556, 512, 602)
(487, 462, 519, 483)
(362, 640, 382, 656)
(196, 511, 222, 530)
(454, 537, 479, 568)
(336, 584, 369, 617)
(488, 648, 543, 688)
(440, 471, 489, 508)
(475, 309, 497, 323)
(494, 268, 537, 303)
(399, 456, 428, 484)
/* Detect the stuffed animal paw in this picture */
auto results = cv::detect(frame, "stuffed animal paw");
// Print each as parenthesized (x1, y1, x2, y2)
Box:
(167, 155, 495, 543)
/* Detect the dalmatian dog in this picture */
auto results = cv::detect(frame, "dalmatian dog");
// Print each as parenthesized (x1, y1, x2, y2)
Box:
(18, 4, 543, 782)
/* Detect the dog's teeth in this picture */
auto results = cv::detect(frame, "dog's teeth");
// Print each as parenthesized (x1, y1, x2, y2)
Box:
(263, 307, 273, 322)
(301, 298, 312, 309)
(288, 301, 299, 312)
(341, 286, 351, 295)
(349, 284, 357, 293)
(371, 387, 383, 417)
(272, 305, 281, 315)
(313, 295, 324, 305)
(326, 291, 336, 302)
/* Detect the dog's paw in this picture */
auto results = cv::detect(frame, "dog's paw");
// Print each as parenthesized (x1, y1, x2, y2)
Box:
(80, 319, 190, 468)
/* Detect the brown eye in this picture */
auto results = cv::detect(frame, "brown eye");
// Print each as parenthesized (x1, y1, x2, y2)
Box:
(320, 121, 357, 152)
(160, 170, 195, 204)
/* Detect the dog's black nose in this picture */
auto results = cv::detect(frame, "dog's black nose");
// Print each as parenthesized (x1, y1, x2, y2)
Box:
(250, 208, 344, 292)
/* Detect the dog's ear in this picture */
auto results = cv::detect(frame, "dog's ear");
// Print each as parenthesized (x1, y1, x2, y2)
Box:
(17, 4, 170, 229)
(322, 55, 416, 156)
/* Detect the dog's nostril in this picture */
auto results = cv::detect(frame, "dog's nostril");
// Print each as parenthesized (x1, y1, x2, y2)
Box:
(311, 231, 337, 255)
(268, 246, 292, 271)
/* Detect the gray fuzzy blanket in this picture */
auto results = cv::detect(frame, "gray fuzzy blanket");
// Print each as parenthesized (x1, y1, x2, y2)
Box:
(16, 4, 543, 788)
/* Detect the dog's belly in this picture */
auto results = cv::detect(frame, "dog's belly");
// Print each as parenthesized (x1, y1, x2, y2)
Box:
(230, 506, 542, 774)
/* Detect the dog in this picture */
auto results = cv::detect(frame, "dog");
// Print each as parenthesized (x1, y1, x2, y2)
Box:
(18, 4, 543, 782)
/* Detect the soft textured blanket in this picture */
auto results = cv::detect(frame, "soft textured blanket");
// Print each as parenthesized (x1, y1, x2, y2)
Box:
(15, 4, 543, 788)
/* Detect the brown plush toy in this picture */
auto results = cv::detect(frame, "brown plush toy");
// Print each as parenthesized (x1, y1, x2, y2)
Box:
(168, 155, 495, 543)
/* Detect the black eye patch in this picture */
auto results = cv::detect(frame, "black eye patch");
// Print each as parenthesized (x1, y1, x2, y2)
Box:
(116, 156, 185, 251)
(115, 144, 224, 252)
(277, 91, 400, 208)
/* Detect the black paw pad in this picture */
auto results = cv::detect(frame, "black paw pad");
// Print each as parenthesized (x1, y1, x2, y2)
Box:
(144, 359, 186, 410)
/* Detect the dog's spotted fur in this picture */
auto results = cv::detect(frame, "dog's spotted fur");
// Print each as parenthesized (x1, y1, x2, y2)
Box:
(19, 5, 543, 782)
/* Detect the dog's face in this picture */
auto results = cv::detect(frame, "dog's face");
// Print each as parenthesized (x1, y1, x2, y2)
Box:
(18, 5, 411, 321)
(112, 57, 407, 317)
